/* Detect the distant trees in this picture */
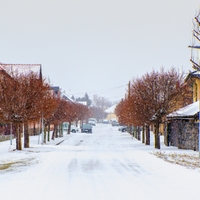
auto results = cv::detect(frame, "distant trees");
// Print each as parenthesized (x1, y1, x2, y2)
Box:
(75, 103, 90, 126)
(43, 96, 60, 142)
(64, 102, 79, 134)
(90, 95, 112, 121)
(115, 67, 192, 149)
(76, 93, 92, 107)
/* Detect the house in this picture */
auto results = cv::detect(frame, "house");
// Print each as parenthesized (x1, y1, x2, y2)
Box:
(166, 70, 200, 150)
(0, 62, 42, 136)
(0, 62, 42, 79)
(51, 86, 61, 99)
(104, 104, 118, 122)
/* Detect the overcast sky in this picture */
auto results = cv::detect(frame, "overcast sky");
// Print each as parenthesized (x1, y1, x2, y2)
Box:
(0, 0, 199, 102)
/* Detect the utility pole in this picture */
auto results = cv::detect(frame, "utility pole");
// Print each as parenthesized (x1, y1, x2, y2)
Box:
(188, 45, 200, 158)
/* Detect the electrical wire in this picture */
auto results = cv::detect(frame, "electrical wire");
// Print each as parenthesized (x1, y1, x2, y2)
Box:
(71, 84, 127, 97)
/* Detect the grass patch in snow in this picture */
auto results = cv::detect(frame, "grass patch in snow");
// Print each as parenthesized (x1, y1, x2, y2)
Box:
(0, 159, 34, 171)
(152, 151, 200, 170)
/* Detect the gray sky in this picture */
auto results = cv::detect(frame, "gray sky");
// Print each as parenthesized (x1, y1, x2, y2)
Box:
(0, 0, 199, 102)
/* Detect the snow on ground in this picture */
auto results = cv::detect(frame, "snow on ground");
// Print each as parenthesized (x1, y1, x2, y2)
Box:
(0, 124, 200, 200)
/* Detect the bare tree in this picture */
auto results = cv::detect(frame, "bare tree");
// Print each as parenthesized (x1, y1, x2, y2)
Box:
(22, 73, 49, 148)
(92, 95, 111, 121)
(132, 68, 192, 149)
(93, 95, 112, 110)
(75, 103, 90, 126)
(0, 71, 30, 150)
(0, 69, 55, 149)
(116, 68, 192, 149)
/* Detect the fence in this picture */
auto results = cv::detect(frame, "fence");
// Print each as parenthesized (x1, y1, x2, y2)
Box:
(0, 134, 14, 142)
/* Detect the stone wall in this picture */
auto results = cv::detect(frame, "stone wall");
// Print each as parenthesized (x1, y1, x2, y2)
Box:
(178, 122, 198, 151)
(168, 120, 199, 151)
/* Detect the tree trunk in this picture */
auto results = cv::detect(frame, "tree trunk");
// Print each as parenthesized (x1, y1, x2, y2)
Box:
(142, 126, 145, 143)
(129, 126, 132, 136)
(43, 124, 47, 144)
(47, 124, 50, 142)
(59, 124, 63, 137)
(33, 122, 36, 135)
(24, 122, 29, 148)
(67, 122, 71, 134)
(154, 121, 160, 149)
(137, 127, 141, 140)
(55, 125, 58, 138)
(51, 125, 55, 140)
(134, 126, 137, 139)
(164, 122, 170, 146)
(16, 123, 22, 150)
(145, 125, 150, 145)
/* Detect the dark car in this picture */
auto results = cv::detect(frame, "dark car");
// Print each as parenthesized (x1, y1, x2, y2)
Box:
(81, 124, 92, 133)
(112, 121, 119, 126)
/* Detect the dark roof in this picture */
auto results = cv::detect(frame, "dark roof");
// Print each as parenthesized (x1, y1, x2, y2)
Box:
(185, 70, 200, 82)
(51, 86, 60, 91)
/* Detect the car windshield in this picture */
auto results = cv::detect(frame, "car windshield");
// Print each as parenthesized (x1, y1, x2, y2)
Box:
(83, 124, 92, 128)
(88, 118, 96, 122)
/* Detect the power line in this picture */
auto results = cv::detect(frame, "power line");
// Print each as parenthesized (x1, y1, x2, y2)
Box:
(71, 84, 127, 97)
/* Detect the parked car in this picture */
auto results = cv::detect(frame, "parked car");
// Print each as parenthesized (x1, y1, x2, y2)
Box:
(118, 126, 127, 132)
(103, 119, 109, 124)
(70, 125, 79, 133)
(63, 122, 79, 133)
(81, 124, 93, 133)
(88, 118, 97, 126)
(112, 121, 119, 126)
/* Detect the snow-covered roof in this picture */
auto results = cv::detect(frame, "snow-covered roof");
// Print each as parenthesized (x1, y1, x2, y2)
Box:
(105, 104, 117, 113)
(77, 101, 87, 106)
(167, 101, 199, 118)
(62, 94, 75, 102)
(0, 62, 41, 77)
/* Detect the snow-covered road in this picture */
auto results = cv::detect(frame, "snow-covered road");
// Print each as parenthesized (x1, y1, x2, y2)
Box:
(0, 124, 200, 200)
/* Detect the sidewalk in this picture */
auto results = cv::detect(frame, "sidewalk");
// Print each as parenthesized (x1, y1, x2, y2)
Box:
(0, 132, 67, 149)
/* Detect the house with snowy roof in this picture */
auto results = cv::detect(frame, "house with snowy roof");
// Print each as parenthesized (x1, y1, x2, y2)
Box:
(0, 62, 43, 136)
(0, 62, 42, 78)
(104, 104, 117, 122)
(166, 70, 200, 150)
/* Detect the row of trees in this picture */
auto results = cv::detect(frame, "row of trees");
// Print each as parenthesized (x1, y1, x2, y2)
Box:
(0, 69, 90, 150)
(115, 67, 192, 149)
(116, 9, 200, 149)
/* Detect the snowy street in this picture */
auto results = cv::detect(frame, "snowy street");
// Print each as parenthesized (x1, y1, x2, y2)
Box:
(0, 124, 200, 200)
